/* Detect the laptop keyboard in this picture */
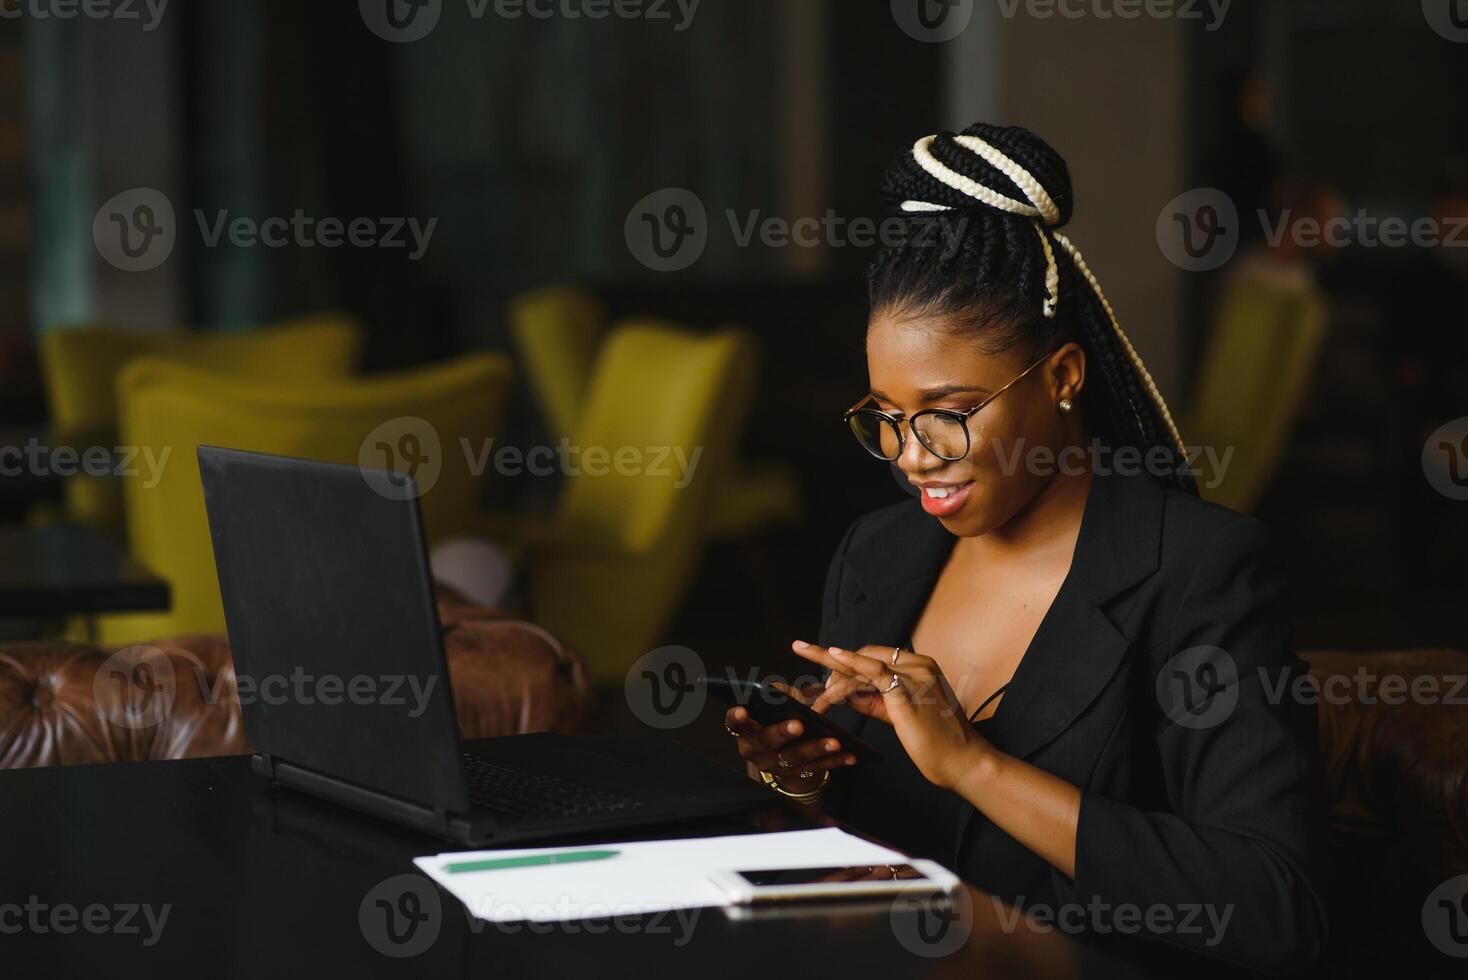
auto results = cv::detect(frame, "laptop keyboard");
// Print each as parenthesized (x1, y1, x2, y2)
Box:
(462, 754, 646, 823)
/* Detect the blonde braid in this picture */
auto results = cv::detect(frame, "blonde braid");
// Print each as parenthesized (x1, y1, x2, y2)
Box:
(1053, 233, 1188, 459)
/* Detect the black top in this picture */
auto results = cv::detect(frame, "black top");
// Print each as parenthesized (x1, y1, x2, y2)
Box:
(819, 468, 1328, 976)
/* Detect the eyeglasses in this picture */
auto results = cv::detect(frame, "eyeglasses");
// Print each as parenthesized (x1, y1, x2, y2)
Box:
(843, 351, 1055, 463)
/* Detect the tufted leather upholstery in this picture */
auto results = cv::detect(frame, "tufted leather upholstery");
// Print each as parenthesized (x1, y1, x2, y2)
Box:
(0, 637, 245, 768)
(0, 596, 593, 769)
(1303, 648, 1468, 978)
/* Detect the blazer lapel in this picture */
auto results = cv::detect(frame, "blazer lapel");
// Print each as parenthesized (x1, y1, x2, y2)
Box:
(825, 470, 1165, 764)
(820, 503, 955, 653)
(981, 468, 1165, 762)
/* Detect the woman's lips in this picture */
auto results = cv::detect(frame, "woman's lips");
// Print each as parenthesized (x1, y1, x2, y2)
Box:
(917, 481, 973, 517)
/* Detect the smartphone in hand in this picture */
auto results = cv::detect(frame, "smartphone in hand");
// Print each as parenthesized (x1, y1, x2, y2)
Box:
(699, 676, 884, 764)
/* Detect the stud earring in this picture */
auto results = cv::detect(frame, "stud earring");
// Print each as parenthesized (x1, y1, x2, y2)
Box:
(1058, 398, 1073, 413)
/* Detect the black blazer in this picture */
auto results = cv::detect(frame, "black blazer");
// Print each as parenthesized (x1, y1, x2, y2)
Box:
(819, 468, 1328, 975)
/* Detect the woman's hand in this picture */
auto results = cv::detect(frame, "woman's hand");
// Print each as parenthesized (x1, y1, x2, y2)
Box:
(723, 682, 858, 796)
(793, 640, 995, 792)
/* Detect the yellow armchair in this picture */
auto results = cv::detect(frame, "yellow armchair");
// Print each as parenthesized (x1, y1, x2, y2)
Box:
(102, 352, 514, 645)
(508, 287, 799, 541)
(1183, 264, 1329, 513)
(508, 285, 606, 444)
(525, 322, 756, 680)
(38, 313, 363, 536)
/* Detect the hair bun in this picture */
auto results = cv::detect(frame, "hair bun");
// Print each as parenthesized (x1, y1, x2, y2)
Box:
(880, 122, 1074, 229)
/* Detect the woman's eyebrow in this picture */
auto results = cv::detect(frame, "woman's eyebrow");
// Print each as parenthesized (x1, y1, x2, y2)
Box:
(868, 384, 991, 404)
(863, 378, 992, 401)
(918, 383, 992, 400)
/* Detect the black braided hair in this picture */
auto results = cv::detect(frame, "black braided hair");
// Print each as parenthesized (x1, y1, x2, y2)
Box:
(868, 122, 1198, 494)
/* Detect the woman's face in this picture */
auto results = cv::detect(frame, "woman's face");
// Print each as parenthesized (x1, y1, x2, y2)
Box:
(864, 310, 1086, 537)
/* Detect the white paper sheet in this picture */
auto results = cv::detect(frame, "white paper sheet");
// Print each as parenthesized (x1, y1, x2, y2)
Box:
(414, 827, 908, 923)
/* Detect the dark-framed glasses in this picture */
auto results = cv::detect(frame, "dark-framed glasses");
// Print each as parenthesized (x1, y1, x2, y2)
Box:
(843, 350, 1055, 462)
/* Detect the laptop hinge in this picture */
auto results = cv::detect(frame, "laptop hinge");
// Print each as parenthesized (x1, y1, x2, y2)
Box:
(251, 753, 278, 781)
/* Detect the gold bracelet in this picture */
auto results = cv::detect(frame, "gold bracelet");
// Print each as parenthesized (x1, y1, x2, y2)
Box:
(760, 768, 831, 803)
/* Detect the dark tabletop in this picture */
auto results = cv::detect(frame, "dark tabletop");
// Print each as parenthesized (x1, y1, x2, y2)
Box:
(0, 523, 170, 617)
(0, 754, 1279, 980)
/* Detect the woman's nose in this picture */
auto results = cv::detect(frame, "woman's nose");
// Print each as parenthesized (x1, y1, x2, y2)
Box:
(896, 425, 943, 474)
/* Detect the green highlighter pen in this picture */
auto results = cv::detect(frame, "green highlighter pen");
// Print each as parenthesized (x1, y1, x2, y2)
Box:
(444, 849, 621, 874)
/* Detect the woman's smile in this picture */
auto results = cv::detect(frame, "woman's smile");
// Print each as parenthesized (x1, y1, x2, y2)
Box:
(913, 479, 973, 517)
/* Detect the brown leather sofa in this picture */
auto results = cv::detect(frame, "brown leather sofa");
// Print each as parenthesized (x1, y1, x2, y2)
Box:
(1303, 649, 1468, 978)
(0, 592, 594, 768)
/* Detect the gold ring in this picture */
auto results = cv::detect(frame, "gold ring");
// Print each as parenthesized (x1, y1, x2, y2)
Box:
(890, 647, 902, 666)
(883, 673, 901, 693)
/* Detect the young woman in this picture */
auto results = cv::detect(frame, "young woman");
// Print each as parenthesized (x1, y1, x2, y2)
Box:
(723, 123, 1326, 974)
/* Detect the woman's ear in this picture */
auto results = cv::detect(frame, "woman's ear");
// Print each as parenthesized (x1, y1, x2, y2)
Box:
(1048, 341, 1086, 404)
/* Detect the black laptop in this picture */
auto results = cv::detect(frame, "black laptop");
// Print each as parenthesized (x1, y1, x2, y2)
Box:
(198, 445, 768, 845)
